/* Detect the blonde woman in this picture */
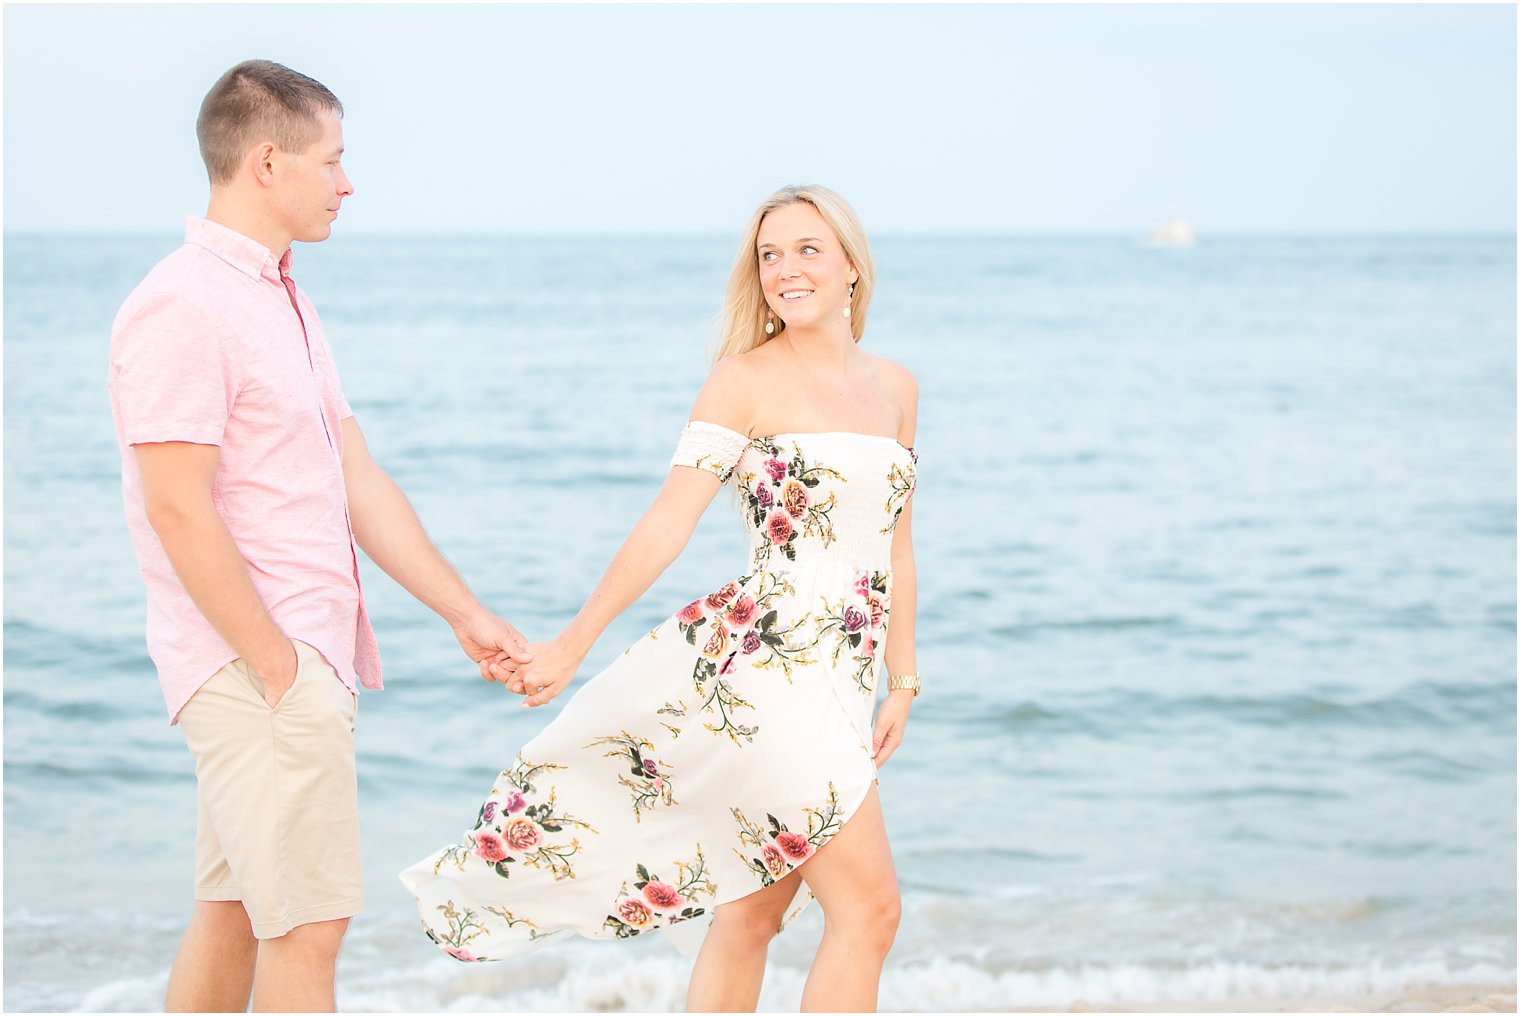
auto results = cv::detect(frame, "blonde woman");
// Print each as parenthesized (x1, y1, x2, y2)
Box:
(403, 185, 920, 1012)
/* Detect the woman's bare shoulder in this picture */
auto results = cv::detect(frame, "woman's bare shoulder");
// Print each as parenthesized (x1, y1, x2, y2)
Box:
(687, 353, 767, 435)
(860, 350, 918, 442)
(863, 351, 918, 401)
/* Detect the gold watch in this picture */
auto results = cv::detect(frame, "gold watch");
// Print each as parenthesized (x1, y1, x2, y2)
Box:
(886, 672, 920, 697)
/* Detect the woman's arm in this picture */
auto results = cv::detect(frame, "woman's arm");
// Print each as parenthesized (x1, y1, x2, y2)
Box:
(511, 467, 725, 707)
(509, 358, 756, 708)
(882, 504, 918, 692)
(873, 364, 920, 765)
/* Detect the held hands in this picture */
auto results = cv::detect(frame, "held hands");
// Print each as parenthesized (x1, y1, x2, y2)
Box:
(452, 608, 534, 684)
(502, 638, 586, 709)
(871, 690, 914, 767)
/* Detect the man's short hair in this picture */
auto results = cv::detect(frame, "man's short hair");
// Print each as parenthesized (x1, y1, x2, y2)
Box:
(196, 60, 343, 185)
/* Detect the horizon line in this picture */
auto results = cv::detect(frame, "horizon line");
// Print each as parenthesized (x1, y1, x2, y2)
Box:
(5, 228, 1517, 241)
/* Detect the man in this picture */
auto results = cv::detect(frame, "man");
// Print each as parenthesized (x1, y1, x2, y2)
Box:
(107, 60, 528, 1012)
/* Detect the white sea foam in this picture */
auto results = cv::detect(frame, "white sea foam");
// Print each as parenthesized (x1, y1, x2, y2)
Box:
(48, 954, 1518, 1013)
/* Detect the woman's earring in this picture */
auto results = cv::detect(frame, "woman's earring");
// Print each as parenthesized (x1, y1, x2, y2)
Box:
(843, 282, 856, 320)
(765, 315, 775, 335)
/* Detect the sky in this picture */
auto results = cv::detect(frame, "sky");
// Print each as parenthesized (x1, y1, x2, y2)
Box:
(3, 3, 1515, 235)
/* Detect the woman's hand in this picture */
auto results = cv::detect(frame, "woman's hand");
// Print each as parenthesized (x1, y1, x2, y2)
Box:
(871, 690, 914, 766)
(511, 638, 587, 709)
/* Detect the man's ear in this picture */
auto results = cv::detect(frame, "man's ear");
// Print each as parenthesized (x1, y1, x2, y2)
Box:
(249, 142, 277, 187)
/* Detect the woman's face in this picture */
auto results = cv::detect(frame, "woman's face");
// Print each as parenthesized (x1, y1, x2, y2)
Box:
(756, 201, 857, 333)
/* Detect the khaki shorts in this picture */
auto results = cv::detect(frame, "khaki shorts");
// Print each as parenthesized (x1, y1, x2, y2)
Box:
(178, 639, 362, 939)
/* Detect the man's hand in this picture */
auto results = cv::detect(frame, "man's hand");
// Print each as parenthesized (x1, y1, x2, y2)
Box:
(451, 608, 534, 684)
(247, 639, 300, 708)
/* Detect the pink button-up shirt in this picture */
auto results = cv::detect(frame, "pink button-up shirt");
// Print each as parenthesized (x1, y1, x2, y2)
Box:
(109, 216, 382, 723)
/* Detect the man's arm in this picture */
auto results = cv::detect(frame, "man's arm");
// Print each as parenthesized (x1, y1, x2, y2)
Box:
(136, 441, 298, 706)
(339, 416, 531, 677)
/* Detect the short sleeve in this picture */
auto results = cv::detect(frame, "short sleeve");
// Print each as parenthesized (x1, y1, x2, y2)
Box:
(670, 420, 750, 483)
(109, 293, 237, 447)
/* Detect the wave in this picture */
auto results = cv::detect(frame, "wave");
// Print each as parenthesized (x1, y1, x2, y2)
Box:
(967, 679, 1517, 734)
(49, 953, 1518, 1013)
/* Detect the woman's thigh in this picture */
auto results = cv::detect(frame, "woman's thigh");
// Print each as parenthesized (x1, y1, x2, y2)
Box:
(796, 785, 899, 918)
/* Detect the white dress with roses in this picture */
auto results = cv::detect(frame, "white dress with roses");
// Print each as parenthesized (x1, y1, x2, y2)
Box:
(401, 422, 917, 962)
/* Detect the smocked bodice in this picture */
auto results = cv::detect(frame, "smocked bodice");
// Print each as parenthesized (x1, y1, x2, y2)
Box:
(671, 422, 917, 573)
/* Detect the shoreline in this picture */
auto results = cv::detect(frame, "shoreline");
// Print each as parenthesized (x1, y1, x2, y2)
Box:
(1018, 983, 1519, 1014)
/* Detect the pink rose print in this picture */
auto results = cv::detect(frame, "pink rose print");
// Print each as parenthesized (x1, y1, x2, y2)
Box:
(766, 511, 794, 545)
(705, 582, 740, 611)
(503, 791, 527, 814)
(641, 757, 659, 778)
(741, 630, 762, 654)
(482, 800, 497, 823)
(676, 600, 706, 625)
(725, 595, 758, 628)
(869, 595, 885, 629)
(775, 830, 813, 862)
(642, 881, 682, 910)
(473, 830, 508, 863)
(755, 482, 774, 508)
(764, 457, 787, 482)
(719, 653, 736, 676)
(701, 625, 729, 659)
(855, 574, 871, 598)
(783, 480, 809, 519)
(503, 817, 542, 853)
(762, 843, 788, 878)
(617, 898, 653, 927)
(444, 946, 479, 962)
(862, 634, 875, 657)
(843, 606, 867, 634)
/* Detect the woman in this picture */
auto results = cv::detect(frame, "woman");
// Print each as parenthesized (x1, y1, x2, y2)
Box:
(402, 184, 921, 1012)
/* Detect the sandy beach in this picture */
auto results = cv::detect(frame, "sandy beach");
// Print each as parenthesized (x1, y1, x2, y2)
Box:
(1035, 983, 1519, 1013)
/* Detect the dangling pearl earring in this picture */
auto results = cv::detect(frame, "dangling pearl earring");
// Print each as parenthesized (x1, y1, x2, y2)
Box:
(765, 315, 775, 336)
(843, 282, 856, 320)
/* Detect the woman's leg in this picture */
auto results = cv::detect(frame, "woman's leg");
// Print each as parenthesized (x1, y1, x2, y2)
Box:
(686, 870, 803, 1012)
(796, 785, 901, 1013)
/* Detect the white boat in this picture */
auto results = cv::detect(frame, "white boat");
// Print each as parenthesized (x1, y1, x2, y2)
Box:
(1144, 217, 1196, 247)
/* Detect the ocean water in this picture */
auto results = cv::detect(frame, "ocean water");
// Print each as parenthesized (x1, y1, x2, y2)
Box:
(3, 233, 1515, 1012)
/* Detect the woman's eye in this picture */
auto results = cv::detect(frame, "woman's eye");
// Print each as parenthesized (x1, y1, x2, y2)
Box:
(802, 245, 818, 255)
(761, 252, 777, 262)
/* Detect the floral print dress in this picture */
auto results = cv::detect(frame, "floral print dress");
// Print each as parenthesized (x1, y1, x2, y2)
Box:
(401, 422, 917, 962)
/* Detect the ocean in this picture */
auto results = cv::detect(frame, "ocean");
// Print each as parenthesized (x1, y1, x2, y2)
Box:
(3, 232, 1515, 1011)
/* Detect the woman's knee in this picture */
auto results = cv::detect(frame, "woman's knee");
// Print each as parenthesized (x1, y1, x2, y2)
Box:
(827, 884, 900, 952)
(713, 895, 789, 949)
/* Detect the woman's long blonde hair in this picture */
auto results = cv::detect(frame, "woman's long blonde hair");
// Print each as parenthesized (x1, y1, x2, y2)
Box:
(712, 185, 876, 365)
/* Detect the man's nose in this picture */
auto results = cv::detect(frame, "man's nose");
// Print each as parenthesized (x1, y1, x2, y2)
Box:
(337, 167, 355, 197)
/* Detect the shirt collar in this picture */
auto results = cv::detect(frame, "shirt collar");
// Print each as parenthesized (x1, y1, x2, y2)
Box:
(183, 216, 293, 280)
